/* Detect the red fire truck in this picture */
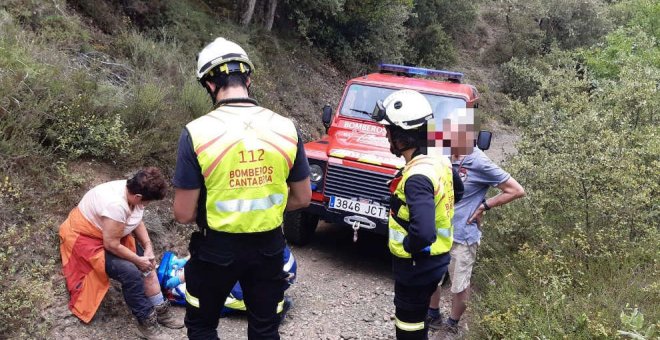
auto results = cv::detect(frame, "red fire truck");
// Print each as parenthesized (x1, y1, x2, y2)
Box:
(283, 64, 483, 245)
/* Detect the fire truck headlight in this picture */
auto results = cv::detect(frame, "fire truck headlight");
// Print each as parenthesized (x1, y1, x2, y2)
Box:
(310, 164, 323, 183)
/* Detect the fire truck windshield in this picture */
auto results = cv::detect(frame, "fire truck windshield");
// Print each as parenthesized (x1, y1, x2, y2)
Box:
(339, 84, 466, 122)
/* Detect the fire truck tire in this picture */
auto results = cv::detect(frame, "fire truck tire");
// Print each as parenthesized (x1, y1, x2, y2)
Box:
(283, 211, 319, 245)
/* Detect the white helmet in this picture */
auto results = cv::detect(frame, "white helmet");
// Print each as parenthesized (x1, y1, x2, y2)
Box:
(371, 89, 433, 130)
(196, 37, 255, 80)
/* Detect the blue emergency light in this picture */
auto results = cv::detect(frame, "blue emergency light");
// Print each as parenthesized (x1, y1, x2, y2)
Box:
(378, 63, 463, 83)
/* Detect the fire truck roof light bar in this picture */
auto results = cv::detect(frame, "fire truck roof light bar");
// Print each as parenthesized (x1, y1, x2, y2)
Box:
(378, 63, 463, 82)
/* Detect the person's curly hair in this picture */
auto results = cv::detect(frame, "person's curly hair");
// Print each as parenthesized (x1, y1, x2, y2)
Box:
(126, 167, 167, 201)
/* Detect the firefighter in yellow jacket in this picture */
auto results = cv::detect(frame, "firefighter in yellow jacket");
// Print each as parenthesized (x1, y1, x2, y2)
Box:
(371, 89, 454, 340)
(172, 37, 311, 339)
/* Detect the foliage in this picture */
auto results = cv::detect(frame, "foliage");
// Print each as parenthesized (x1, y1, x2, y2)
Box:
(280, 0, 483, 70)
(46, 95, 132, 159)
(618, 306, 658, 339)
(499, 58, 545, 101)
(0, 175, 57, 338)
(283, 0, 414, 72)
(0, 0, 346, 335)
(405, 24, 456, 68)
(1, 0, 658, 338)
(69, 0, 167, 32)
(484, 0, 612, 63)
(611, 0, 660, 40)
(281, 0, 478, 70)
(472, 26, 659, 338)
(403, 0, 477, 67)
(582, 28, 660, 80)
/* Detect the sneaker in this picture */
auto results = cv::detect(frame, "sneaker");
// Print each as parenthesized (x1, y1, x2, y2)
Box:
(137, 311, 169, 340)
(279, 296, 293, 322)
(427, 313, 443, 330)
(154, 300, 184, 329)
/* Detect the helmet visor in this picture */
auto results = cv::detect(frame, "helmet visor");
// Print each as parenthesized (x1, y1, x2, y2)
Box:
(370, 100, 387, 122)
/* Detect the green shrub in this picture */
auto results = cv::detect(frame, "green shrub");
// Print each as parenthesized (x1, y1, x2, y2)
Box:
(407, 0, 477, 41)
(123, 83, 169, 131)
(582, 27, 660, 80)
(610, 0, 660, 40)
(471, 28, 659, 339)
(618, 306, 659, 339)
(163, 0, 221, 48)
(114, 29, 188, 85)
(282, 0, 414, 71)
(179, 79, 211, 120)
(485, 0, 613, 62)
(540, 0, 612, 50)
(0, 10, 61, 163)
(407, 24, 456, 68)
(499, 58, 544, 101)
(45, 94, 132, 159)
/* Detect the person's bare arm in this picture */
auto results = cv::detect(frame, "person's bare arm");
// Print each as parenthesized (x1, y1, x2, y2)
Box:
(467, 177, 526, 224)
(102, 217, 152, 272)
(133, 221, 155, 266)
(173, 188, 200, 223)
(286, 177, 311, 211)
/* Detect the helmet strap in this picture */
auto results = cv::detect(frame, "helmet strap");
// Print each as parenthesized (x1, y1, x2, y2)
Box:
(411, 147, 425, 158)
(394, 146, 417, 158)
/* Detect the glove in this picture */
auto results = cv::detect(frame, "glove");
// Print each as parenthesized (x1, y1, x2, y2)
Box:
(412, 246, 431, 262)
(165, 276, 182, 289)
(171, 257, 188, 269)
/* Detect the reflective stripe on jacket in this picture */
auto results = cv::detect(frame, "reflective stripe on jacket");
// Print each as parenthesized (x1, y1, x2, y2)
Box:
(186, 106, 298, 233)
(388, 155, 454, 258)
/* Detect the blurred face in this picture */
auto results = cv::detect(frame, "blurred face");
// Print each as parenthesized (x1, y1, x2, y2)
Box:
(425, 107, 476, 157)
(443, 120, 475, 156)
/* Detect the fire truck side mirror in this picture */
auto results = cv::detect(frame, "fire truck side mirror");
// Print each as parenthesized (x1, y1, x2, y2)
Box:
(477, 130, 492, 151)
(322, 104, 333, 131)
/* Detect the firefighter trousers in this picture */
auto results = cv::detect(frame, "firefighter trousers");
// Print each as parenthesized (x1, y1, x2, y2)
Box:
(184, 244, 287, 340)
(393, 280, 441, 340)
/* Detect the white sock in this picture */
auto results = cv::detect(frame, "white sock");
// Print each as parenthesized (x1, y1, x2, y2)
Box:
(148, 292, 165, 307)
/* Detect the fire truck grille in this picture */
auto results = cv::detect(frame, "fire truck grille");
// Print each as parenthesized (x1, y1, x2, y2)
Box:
(324, 163, 394, 205)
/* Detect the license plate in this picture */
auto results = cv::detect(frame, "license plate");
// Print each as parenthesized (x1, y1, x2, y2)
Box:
(329, 196, 388, 220)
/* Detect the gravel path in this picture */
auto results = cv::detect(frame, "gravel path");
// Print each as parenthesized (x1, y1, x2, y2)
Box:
(48, 223, 463, 340)
(47, 126, 517, 339)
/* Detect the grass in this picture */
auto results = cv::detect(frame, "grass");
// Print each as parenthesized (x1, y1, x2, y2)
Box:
(3, 0, 656, 339)
(0, 1, 341, 336)
(472, 236, 659, 338)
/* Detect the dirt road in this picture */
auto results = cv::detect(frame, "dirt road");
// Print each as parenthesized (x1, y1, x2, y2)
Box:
(47, 133, 516, 339)
(48, 223, 461, 340)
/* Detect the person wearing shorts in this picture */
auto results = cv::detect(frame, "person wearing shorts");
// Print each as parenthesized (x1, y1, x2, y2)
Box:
(426, 124, 525, 334)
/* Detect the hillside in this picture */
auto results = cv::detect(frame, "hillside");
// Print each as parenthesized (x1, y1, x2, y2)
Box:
(0, 1, 346, 337)
(1, 0, 658, 339)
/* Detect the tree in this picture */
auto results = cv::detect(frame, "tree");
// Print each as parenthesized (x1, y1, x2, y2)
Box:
(241, 0, 257, 26)
(280, 0, 412, 71)
(264, 0, 277, 31)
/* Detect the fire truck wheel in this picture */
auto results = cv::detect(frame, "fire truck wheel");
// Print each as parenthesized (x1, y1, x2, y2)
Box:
(283, 211, 320, 245)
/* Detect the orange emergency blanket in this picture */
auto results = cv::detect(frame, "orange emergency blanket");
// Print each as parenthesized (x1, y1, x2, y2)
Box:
(59, 207, 136, 323)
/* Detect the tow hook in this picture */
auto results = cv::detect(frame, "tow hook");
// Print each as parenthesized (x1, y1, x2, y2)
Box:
(344, 215, 376, 242)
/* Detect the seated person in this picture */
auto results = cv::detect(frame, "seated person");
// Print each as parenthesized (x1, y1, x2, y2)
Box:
(157, 245, 297, 318)
(59, 167, 183, 340)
